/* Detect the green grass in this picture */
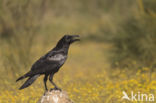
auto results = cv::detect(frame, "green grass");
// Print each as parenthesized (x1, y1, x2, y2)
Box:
(0, 42, 156, 103)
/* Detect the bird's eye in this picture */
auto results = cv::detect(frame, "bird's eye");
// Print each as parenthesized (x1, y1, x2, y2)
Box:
(65, 37, 70, 42)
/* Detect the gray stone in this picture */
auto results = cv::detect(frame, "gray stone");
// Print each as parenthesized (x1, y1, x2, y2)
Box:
(38, 90, 73, 103)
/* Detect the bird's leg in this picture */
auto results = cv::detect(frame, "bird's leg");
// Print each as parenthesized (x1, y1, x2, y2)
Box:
(43, 75, 48, 91)
(49, 73, 61, 91)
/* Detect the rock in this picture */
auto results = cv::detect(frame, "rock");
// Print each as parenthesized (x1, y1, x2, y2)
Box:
(38, 90, 73, 103)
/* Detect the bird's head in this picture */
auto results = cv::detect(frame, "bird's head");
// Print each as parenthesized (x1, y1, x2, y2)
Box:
(58, 35, 80, 44)
(56, 35, 80, 48)
(64, 35, 80, 44)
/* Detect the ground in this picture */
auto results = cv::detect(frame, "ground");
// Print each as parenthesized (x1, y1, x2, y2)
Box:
(0, 42, 155, 103)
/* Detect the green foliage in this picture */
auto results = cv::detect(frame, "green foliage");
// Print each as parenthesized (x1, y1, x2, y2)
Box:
(111, 1, 156, 68)
(0, 0, 49, 74)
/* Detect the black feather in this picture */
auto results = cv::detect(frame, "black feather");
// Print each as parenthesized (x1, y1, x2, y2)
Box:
(19, 75, 40, 90)
(16, 35, 80, 91)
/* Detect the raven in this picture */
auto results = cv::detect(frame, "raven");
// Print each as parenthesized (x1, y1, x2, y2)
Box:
(16, 35, 80, 91)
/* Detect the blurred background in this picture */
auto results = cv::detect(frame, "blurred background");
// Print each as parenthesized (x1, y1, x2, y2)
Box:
(0, 0, 156, 103)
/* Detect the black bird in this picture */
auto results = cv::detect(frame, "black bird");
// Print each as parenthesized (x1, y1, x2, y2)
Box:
(16, 35, 80, 91)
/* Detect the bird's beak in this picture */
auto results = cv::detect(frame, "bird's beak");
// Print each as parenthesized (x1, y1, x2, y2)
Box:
(70, 35, 80, 43)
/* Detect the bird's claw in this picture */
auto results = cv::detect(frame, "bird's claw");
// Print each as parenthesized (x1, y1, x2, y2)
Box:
(50, 87, 62, 91)
(44, 89, 49, 95)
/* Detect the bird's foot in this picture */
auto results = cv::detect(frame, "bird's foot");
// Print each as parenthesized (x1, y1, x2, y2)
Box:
(44, 89, 48, 95)
(50, 87, 62, 91)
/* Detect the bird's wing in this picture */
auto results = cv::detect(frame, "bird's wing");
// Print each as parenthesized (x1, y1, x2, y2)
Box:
(47, 53, 66, 61)
(30, 50, 66, 73)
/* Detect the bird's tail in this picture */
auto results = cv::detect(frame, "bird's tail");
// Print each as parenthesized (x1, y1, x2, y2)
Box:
(16, 72, 31, 82)
(19, 74, 40, 90)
